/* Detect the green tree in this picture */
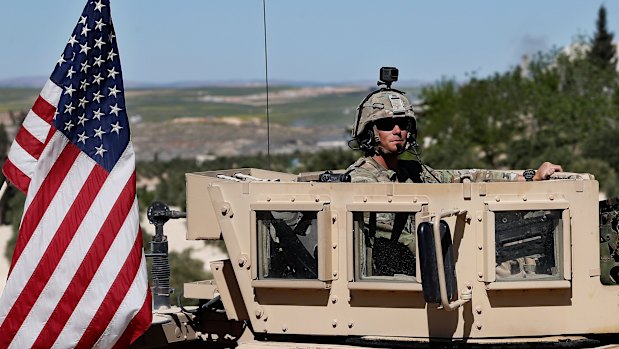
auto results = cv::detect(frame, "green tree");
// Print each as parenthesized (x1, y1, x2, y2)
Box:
(418, 43, 619, 196)
(588, 5, 617, 71)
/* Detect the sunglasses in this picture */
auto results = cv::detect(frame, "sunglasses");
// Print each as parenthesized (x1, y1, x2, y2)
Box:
(374, 118, 413, 132)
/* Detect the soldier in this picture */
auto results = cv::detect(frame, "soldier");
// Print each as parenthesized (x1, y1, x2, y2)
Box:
(346, 88, 562, 184)
(346, 82, 562, 279)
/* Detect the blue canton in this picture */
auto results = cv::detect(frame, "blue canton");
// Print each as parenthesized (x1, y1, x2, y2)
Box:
(50, 0, 129, 173)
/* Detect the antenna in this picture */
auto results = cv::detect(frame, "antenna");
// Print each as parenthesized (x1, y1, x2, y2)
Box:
(262, 0, 271, 169)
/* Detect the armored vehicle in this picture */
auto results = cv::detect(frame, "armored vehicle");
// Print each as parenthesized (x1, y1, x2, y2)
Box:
(132, 166, 619, 348)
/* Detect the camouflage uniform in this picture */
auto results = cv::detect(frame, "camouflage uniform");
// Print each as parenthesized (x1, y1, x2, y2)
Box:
(422, 166, 519, 183)
(346, 157, 415, 276)
(346, 156, 520, 184)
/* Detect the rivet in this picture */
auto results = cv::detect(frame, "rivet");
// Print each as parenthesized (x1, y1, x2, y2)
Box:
(363, 197, 368, 202)
(348, 321, 354, 328)
(413, 197, 418, 203)
(478, 272, 483, 278)
(475, 306, 482, 314)
(291, 197, 295, 202)
(238, 257, 247, 267)
(220, 205, 228, 215)
(466, 283, 472, 289)
(477, 216, 483, 222)
(331, 296, 338, 304)
(332, 320, 338, 328)
(388, 197, 393, 203)
(266, 197, 271, 202)
(549, 195, 555, 200)
(333, 271, 338, 277)
(332, 243, 337, 249)
(522, 196, 527, 201)
(255, 308, 263, 319)
(315, 196, 320, 202)
(476, 322, 483, 330)
(282, 325, 287, 332)
(478, 244, 483, 250)
(495, 196, 500, 202)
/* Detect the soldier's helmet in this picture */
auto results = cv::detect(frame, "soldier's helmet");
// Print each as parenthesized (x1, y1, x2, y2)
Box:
(350, 88, 417, 154)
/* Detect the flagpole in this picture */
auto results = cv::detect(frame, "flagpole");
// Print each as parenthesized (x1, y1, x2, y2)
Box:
(0, 181, 7, 202)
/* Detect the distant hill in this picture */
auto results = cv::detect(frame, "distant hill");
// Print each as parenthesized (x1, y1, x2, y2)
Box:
(0, 77, 47, 88)
(0, 76, 429, 89)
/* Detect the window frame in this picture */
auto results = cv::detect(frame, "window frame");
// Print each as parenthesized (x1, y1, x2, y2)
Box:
(250, 202, 334, 289)
(481, 199, 572, 290)
(346, 201, 426, 291)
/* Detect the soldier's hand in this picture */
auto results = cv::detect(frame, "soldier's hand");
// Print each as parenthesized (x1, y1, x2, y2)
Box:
(534, 162, 563, 181)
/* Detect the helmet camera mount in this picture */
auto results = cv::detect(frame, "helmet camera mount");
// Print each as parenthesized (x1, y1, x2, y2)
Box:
(378, 66, 399, 89)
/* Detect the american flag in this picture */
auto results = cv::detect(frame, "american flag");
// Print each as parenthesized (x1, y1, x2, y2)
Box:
(0, 0, 152, 348)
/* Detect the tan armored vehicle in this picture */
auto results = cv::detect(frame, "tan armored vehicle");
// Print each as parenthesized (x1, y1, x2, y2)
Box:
(133, 164, 619, 348)
(133, 67, 619, 348)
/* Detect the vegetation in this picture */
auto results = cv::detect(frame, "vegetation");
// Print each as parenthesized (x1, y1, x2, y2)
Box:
(588, 5, 617, 71)
(420, 35, 619, 196)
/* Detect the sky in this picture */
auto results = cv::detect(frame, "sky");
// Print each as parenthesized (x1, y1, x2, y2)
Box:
(0, 1, 617, 85)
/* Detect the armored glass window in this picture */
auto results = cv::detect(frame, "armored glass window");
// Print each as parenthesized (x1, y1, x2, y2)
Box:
(256, 211, 318, 280)
(352, 211, 417, 281)
(495, 210, 563, 281)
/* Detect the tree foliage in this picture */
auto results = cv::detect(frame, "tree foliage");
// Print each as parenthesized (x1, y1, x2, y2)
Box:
(419, 42, 619, 196)
(588, 5, 617, 71)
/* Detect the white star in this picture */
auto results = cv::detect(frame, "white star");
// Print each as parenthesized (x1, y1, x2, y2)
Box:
(92, 74, 104, 85)
(79, 42, 91, 55)
(53, 111, 59, 120)
(64, 102, 75, 115)
(66, 66, 76, 79)
(93, 108, 105, 120)
(57, 54, 66, 66)
(77, 114, 89, 126)
(80, 79, 90, 91)
(108, 85, 121, 97)
(110, 122, 123, 134)
(80, 24, 91, 37)
(94, 126, 106, 139)
(107, 67, 119, 80)
(68, 35, 78, 47)
(93, 55, 104, 67)
(110, 103, 122, 116)
(78, 96, 89, 109)
(94, 0, 106, 12)
(95, 144, 107, 157)
(95, 18, 106, 31)
(77, 131, 89, 144)
(64, 120, 75, 131)
(80, 61, 91, 73)
(109, 32, 116, 43)
(92, 90, 103, 103)
(94, 37, 105, 50)
(79, 16, 87, 25)
(107, 49, 118, 61)
(64, 84, 76, 97)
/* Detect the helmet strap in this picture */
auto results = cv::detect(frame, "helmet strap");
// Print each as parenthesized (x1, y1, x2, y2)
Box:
(372, 125, 381, 144)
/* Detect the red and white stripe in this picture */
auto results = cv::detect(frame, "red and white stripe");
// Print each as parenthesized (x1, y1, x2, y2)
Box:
(4, 80, 59, 194)
(0, 80, 151, 348)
